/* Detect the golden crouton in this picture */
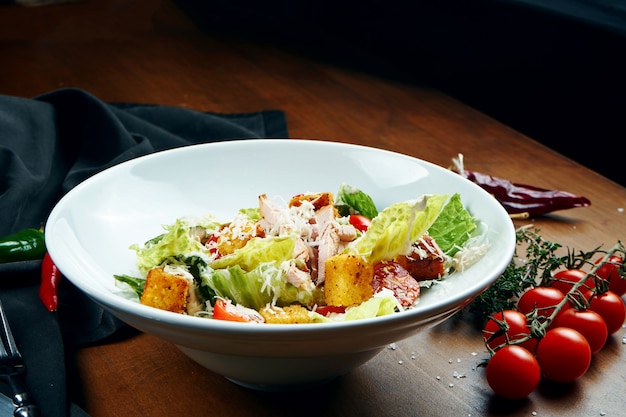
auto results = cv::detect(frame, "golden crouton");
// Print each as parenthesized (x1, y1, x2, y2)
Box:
(140, 267, 189, 314)
(216, 221, 265, 256)
(324, 254, 373, 307)
(259, 304, 316, 324)
(289, 192, 334, 211)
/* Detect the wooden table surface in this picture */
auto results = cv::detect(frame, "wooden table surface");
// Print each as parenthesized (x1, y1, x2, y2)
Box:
(2, 1, 625, 416)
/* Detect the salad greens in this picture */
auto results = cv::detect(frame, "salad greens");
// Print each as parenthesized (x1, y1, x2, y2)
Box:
(131, 216, 221, 275)
(335, 183, 379, 219)
(115, 184, 486, 323)
(206, 236, 322, 309)
(427, 193, 477, 256)
(346, 194, 448, 265)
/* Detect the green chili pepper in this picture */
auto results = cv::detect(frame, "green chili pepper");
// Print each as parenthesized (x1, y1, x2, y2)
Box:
(0, 228, 47, 263)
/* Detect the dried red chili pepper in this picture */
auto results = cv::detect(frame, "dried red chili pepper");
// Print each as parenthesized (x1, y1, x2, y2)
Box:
(451, 154, 591, 216)
(39, 251, 62, 312)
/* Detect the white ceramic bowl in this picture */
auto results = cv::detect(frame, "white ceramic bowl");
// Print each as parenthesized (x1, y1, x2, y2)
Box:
(45, 139, 515, 390)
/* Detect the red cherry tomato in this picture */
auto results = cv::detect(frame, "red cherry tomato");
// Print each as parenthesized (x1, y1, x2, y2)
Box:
(372, 261, 420, 307)
(595, 255, 626, 296)
(549, 269, 594, 302)
(314, 305, 347, 316)
(349, 214, 371, 232)
(482, 310, 537, 352)
(553, 308, 608, 354)
(536, 327, 592, 383)
(486, 345, 541, 399)
(517, 286, 571, 326)
(588, 290, 626, 335)
(213, 299, 264, 323)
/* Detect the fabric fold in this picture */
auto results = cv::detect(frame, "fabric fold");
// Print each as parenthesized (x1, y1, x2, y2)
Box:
(0, 88, 289, 417)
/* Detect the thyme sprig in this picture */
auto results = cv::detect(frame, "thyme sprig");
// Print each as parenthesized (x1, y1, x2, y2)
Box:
(466, 225, 624, 326)
(467, 226, 563, 323)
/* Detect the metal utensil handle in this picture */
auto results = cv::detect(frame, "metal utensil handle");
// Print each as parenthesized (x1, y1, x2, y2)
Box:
(6, 377, 39, 417)
(14, 404, 39, 417)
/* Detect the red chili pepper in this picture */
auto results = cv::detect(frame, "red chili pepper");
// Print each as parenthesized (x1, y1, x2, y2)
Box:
(451, 154, 591, 216)
(39, 251, 62, 312)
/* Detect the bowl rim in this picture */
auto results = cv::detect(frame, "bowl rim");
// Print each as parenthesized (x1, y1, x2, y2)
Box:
(45, 138, 516, 335)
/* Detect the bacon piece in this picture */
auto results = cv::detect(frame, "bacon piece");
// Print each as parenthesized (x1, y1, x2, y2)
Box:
(372, 261, 420, 307)
(394, 235, 446, 280)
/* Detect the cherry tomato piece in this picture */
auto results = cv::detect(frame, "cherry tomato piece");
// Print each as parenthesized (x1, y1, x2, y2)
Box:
(314, 305, 347, 316)
(588, 290, 626, 335)
(536, 327, 592, 383)
(549, 269, 594, 302)
(213, 299, 264, 323)
(517, 286, 570, 327)
(349, 214, 371, 232)
(482, 310, 537, 352)
(595, 255, 626, 296)
(553, 308, 608, 354)
(486, 345, 541, 399)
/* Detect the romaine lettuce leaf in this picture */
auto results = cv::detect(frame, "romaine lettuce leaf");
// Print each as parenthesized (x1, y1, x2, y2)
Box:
(132, 218, 217, 275)
(346, 194, 448, 264)
(209, 235, 295, 271)
(239, 207, 261, 222)
(335, 183, 379, 219)
(204, 263, 323, 310)
(204, 235, 322, 309)
(427, 193, 477, 256)
(344, 290, 399, 320)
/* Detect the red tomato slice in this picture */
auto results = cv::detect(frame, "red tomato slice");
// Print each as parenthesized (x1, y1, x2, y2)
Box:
(213, 299, 264, 323)
(349, 214, 371, 232)
(314, 305, 347, 316)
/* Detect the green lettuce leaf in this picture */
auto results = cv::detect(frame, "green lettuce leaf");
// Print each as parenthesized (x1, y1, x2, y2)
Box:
(204, 235, 322, 309)
(335, 183, 379, 219)
(238, 207, 261, 222)
(132, 218, 217, 275)
(204, 264, 323, 310)
(209, 235, 295, 271)
(427, 193, 477, 256)
(346, 194, 448, 264)
(344, 291, 399, 320)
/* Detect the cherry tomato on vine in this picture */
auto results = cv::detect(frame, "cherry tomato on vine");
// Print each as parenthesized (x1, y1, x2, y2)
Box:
(482, 310, 537, 352)
(588, 290, 626, 335)
(536, 327, 591, 383)
(517, 286, 571, 326)
(553, 308, 608, 354)
(549, 269, 594, 302)
(485, 345, 541, 399)
(595, 255, 626, 296)
(349, 214, 371, 232)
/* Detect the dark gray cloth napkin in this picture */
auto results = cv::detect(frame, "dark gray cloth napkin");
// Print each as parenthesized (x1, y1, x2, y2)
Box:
(0, 88, 288, 416)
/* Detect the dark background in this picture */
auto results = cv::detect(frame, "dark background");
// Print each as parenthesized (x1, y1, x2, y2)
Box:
(174, 0, 626, 186)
